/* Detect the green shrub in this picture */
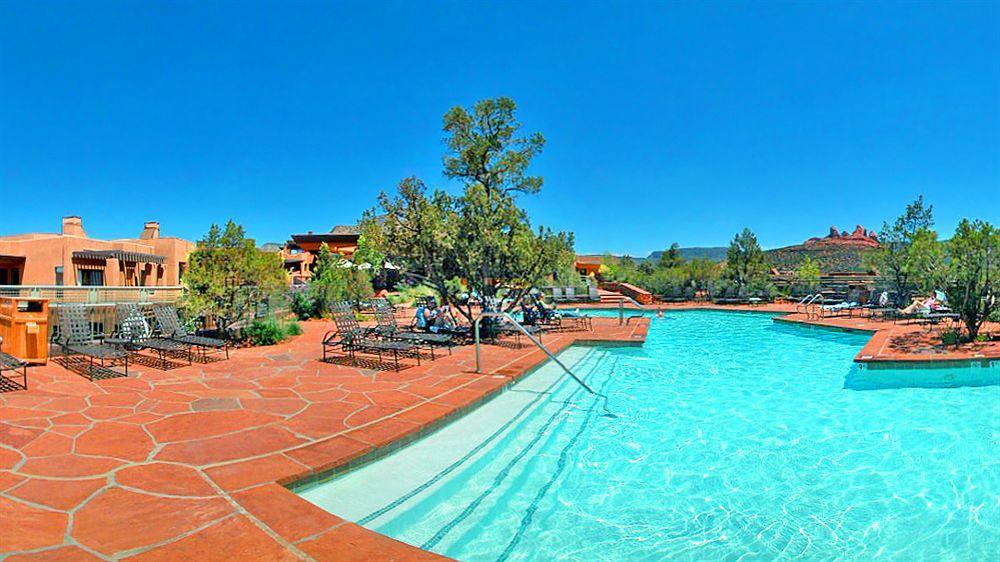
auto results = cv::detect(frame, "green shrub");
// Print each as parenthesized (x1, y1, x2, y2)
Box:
(291, 290, 323, 320)
(245, 316, 302, 346)
(940, 329, 961, 346)
(387, 284, 439, 306)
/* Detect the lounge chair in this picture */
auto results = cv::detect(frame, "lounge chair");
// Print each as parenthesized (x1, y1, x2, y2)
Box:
(153, 305, 230, 360)
(531, 294, 591, 331)
(565, 287, 577, 302)
(114, 304, 193, 368)
(370, 298, 452, 356)
(323, 301, 421, 371)
(478, 310, 544, 347)
(56, 304, 130, 380)
(0, 351, 28, 391)
(551, 287, 564, 302)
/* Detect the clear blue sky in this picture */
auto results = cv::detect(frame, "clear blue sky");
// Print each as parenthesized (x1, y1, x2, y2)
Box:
(2, 1, 997, 256)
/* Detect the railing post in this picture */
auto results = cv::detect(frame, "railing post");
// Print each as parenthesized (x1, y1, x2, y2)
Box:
(474, 317, 482, 373)
(473, 311, 595, 395)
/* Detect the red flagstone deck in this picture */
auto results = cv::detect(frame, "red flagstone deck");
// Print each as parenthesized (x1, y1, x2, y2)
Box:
(0, 317, 648, 561)
(774, 311, 1000, 363)
(3, 303, 996, 560)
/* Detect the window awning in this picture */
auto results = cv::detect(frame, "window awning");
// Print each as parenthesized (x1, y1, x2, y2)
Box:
(72, 250, 166, 265)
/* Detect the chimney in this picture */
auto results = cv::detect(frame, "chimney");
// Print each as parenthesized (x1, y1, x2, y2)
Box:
(61, 216, 86, 237)
(140, 221, 160, 240)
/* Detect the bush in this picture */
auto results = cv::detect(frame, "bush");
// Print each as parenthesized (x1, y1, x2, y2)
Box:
(940, 329, 961, 347)
(245, 316, 302, 346)
(387, 284, 439, 306)
(291, 290, 323, 320)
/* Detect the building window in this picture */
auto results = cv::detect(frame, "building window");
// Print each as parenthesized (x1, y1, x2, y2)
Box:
(77, 269, 105, 286)
(55, 266, 64, 286)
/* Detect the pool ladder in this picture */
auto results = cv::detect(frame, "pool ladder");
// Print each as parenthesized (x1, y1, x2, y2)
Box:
(797, 293, 824, 318)
(615, 295, 645, 325)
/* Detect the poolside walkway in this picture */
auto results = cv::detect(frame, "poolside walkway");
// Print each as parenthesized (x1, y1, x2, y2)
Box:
(0, 317, 648, 561)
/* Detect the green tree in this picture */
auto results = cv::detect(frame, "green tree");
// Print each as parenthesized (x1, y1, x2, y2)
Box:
(795, 255, 821, 293)
(725, 228, 769, 295)
(869, 196, 937, 306)
(908, 229, 946, 295)
(944, 219, 999, 340)
(658, 243, 684, 269)
(182, 220, 288, 330)
(362, 97, 573, 323)
(685, 258, 721, 294)
(307, 243, 374, 312)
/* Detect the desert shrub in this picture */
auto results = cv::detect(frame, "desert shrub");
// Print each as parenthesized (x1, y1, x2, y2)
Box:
(387, 283, 439, 306)
(245, 316, 302, 346)
(291, 290, 324, 320)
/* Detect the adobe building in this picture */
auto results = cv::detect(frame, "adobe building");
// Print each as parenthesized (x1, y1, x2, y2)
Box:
(279, 225, 360, 284)
(0, 216, 194, 286)
(574, 254, 607, 276)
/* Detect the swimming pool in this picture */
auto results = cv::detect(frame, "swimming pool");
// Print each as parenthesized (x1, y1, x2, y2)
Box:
(297, 310, 1000, 561)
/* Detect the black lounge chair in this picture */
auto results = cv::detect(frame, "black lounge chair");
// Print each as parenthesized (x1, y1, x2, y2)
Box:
(371, 299, 452, 356)
(531, 294, 591, 331)
(114, 304, 193, 368)
(478, 315, 543, 348)
(323, 302, 421, 371)
(153, 305, 230, 360)
(0, 351, 28, 391)
(56, 304, 130, 380)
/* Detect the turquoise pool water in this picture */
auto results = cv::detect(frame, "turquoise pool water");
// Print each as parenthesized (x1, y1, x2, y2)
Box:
(298, 310, 1000, 561)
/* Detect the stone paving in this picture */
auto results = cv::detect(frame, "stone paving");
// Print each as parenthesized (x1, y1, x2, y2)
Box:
(0, 317, 648, 561)
(3, 303, 996, 561)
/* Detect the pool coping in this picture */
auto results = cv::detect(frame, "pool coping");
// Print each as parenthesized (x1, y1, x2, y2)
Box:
(579, 302, 999, 368)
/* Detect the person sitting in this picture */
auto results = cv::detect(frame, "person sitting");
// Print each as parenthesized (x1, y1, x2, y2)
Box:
(414, 304, 437, 331)
(519, 299, 538, 326)
(430, 304, 455, 333)
(899, 296, 936, 315)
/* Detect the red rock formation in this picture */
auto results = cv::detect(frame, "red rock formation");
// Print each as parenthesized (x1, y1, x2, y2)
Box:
(804, 225, 879, 248)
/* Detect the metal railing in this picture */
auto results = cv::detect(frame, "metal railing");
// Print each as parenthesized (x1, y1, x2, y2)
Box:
(0, 285, 183, 305)
(473, 311, 596, 395)
(616, 295, 645, 325)
(796, 293, 821, 315)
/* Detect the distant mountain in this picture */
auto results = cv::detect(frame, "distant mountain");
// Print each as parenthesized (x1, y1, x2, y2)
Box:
(766, 224, 880, 272)
(646, 247, 728, 263)
(259, 242, 283, 253)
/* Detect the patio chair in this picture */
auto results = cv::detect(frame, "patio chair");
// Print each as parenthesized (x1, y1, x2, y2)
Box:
(114, 304, 193, 368)
(153, 305, 230, 360)
(0, 351, 28, 391)
(565, 287, 577, 301)
(323, 301, 421, 371)
(531, 294, 591, 332)
(371, 298, 452, 356)
(56, 304, 130, 380)
(477, 298, 544, 347)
